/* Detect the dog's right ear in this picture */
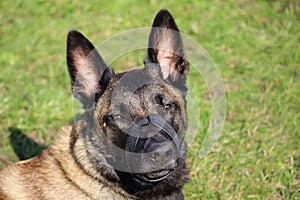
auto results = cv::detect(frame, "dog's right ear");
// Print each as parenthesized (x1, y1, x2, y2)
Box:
(67, 30, 114, 110)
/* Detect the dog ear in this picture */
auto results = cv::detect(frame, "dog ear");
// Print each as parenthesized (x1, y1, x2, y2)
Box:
(145, 9, 189, 81)
(67, 30, 114, 110)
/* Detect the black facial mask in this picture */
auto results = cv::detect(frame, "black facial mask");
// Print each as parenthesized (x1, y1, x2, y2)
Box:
(115, 114, 182, 193)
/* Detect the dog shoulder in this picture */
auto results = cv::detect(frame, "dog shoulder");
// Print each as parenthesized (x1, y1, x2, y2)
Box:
(0, 125, 128, 199)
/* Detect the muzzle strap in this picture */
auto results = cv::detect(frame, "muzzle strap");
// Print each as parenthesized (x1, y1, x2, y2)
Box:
(147, 114, 180, 152)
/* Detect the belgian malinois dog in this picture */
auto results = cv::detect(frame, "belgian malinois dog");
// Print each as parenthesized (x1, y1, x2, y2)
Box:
(0, 9, 190, 199)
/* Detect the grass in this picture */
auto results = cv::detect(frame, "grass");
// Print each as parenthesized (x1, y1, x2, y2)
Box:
(1, 0, 299, 199)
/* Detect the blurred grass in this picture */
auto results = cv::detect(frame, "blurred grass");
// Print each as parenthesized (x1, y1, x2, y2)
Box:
(0, 0, 299, 199)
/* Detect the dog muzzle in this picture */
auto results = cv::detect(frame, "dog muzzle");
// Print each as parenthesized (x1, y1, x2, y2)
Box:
(114, 114, 183, 193)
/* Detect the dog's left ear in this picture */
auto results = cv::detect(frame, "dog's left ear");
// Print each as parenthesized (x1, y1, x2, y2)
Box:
(145, 9, 189, 82)
(67, 30, 114, 110)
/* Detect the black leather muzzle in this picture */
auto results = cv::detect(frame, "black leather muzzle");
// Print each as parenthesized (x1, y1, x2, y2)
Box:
(125, 114, 180, 157)
(113, 114, 183, 193)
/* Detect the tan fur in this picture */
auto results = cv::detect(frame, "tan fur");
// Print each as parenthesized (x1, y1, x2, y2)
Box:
(0, 126, 132, 200)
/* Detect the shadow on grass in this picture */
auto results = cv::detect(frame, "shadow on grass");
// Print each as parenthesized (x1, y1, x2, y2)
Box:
(8, 127, 46, 160)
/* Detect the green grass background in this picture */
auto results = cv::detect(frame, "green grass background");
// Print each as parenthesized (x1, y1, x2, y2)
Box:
(0, 0, 299, 199)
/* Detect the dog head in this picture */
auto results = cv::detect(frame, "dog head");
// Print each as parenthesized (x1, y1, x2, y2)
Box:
(67, 9, 189, 195)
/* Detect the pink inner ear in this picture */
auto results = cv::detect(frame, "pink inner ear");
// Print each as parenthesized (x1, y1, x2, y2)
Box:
(158, 50, 175, 79)
(73, 49, 100, 97)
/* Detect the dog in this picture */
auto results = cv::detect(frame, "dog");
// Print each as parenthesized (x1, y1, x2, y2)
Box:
(0, 9, 190, 200)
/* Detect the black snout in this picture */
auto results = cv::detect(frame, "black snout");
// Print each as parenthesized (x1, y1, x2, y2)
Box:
(125, 114, 180, 153)
(145, 141, 175, 165)
(115, 114, 182, 193)
(124, 114, 181, 172)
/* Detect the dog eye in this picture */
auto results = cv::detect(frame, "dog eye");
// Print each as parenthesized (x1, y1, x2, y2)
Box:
(154, 94, 176, 110)
(164, 103, 175, 110)
(114, 115, 123, 120)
